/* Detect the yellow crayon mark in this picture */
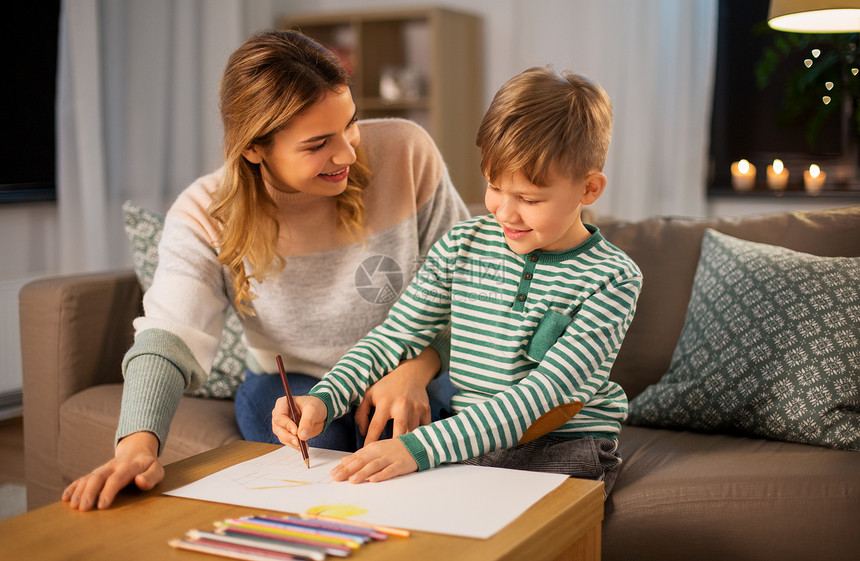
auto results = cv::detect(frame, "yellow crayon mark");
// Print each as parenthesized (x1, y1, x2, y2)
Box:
(306, 504, 369, 518)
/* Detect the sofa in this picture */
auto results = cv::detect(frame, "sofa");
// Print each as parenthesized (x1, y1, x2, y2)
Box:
(21, 204, 860, 561)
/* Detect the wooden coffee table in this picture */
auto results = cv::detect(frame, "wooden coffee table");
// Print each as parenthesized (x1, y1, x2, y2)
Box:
(0, 441, 603, 560)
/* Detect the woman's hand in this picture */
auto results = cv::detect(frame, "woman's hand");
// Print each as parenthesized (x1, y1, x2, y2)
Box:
(272, 395, 327, 449)
(61, 431, 163, 511)
(331, 438, 418, 483)
(355, 347, 440, 444)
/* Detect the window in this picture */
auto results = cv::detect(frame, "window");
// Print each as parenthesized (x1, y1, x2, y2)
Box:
(708, 0, 859, 196)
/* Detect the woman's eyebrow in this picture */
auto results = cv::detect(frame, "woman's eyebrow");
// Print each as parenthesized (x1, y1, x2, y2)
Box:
(298, 109, 358, 145)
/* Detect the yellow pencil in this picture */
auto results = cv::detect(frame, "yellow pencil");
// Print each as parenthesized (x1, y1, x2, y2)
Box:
(303, 513, 411, 538)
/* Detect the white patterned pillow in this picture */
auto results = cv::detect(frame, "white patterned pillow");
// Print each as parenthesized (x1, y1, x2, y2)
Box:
(627, 229, 860, 451)
(122, 201, 246, 399)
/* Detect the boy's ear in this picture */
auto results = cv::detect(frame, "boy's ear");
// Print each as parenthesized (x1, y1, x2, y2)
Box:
(242, 144, 263, 165)
(580, 172, 607, 206)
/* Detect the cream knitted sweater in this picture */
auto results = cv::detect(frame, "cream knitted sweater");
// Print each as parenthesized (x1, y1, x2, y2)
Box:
(116, 119, 470, 452)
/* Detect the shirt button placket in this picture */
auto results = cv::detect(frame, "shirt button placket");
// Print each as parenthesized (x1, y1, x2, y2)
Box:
(513, 251, 540, 311)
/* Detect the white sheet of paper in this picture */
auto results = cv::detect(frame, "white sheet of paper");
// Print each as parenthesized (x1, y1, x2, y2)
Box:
(165, 446, 568, 539)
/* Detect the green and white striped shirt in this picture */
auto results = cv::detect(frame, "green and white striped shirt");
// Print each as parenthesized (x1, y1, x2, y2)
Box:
(309, 215, 642, 470)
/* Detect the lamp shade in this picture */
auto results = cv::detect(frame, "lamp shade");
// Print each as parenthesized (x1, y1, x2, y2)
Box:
(768, 0, 860, 32)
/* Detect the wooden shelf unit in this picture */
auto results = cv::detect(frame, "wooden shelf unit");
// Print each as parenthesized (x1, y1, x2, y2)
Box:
(281, 7, 485, 204)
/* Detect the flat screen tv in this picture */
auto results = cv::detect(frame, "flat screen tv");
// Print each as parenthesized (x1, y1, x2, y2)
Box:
(0, 1, 60, 203)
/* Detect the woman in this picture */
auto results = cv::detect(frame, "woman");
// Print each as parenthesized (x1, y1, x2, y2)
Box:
(63, 29, 468, 511)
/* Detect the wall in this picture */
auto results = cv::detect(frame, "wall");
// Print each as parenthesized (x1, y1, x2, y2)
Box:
(0, 203, 58, 282)
(274, 0, 531, 112)
(276, 0, 724, 220)
(7, 0, 858, 281)
(2, 0, 856, 410)
(0, 203, 58, 418)
(0, 0, 282, 414)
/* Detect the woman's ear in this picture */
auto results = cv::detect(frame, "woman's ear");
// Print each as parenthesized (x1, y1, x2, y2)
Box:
(580, 172, 607, 206)
(242, 144, 263, 165)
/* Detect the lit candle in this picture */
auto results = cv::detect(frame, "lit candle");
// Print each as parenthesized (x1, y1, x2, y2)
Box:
(766, 159, 789, 191)
(731, 159, 756, 191)
(803, 164, 826, 195)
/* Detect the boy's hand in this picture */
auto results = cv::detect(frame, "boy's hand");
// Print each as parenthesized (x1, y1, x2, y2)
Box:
(272, 395, 327, 449)
(62, 431, 163, 511)
(330, 438, 418, 483)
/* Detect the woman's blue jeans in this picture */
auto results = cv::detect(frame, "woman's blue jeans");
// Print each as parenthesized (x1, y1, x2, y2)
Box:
(234, 370, 457, 452)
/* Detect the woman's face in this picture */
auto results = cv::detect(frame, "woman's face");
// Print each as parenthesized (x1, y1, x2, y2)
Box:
(243, 87, 360, 196)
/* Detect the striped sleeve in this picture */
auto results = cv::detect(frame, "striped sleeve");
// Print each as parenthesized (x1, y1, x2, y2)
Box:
(400, 247, 641, 470)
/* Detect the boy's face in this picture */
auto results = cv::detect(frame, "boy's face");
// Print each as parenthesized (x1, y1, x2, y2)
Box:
(485, 168, 596, 255)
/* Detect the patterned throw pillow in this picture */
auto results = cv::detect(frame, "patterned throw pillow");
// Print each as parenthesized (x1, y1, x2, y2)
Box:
(627, 229, 860, 451)
(122, 200, 246, 399)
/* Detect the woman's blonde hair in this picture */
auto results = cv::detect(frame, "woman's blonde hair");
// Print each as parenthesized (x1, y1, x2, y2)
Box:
(476, 66, 612, 186)
(210, 30, 370, 315)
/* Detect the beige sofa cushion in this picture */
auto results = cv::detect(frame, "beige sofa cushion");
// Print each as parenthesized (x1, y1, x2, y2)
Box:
(57, 385, 241, 487)
(596, 205, 860, 400)
(605, 425, 860, 561)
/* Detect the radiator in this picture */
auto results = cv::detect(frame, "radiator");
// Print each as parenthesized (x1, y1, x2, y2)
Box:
(0, 277, 33, 420)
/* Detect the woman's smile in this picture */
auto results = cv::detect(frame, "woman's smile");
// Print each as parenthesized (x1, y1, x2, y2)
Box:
(318, 166, 350, 183)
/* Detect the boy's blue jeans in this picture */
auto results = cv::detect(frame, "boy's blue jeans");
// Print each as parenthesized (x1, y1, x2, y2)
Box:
(234, 370, 457, 452)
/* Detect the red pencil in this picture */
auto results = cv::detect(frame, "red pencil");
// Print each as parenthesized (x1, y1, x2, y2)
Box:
(276, 355, 310, 468)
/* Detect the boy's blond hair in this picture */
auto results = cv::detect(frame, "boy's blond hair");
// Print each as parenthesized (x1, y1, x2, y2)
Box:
(476, 66, 612, 186)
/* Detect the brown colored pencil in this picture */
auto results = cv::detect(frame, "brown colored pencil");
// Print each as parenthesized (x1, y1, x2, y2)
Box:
(276, 355, 310, 468)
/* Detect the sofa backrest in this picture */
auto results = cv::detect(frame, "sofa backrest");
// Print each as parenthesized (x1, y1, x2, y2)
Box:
(595, 204, 860, 400)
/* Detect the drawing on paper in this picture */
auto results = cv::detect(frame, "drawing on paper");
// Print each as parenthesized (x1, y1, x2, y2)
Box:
(230, 469, 333, 490)
(247, 479, 312, 490)
(228, 448, 336, 490)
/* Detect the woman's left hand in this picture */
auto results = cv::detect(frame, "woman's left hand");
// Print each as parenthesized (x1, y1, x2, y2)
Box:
(331, 438, 418, 483)
(355, 347, 440, 444)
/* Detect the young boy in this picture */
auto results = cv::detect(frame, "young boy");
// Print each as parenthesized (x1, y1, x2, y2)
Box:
(273, 66, 642, 494)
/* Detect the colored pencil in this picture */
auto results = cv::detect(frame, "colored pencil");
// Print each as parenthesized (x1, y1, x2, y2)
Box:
(186, 530, 327, 561)
(171, 511, 411, 559)
(257, 514, 387, 541)
(221, 518, 362, 549)
(242, 517, 371, 544)
(302, 513, 411, 538)
(169, 537, 302, 560)
(276, 354, 310, 468)
(215, 524, 351, 557)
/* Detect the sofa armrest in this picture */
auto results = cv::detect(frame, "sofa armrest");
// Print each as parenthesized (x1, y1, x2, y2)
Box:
(20, 269, 142, 508)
